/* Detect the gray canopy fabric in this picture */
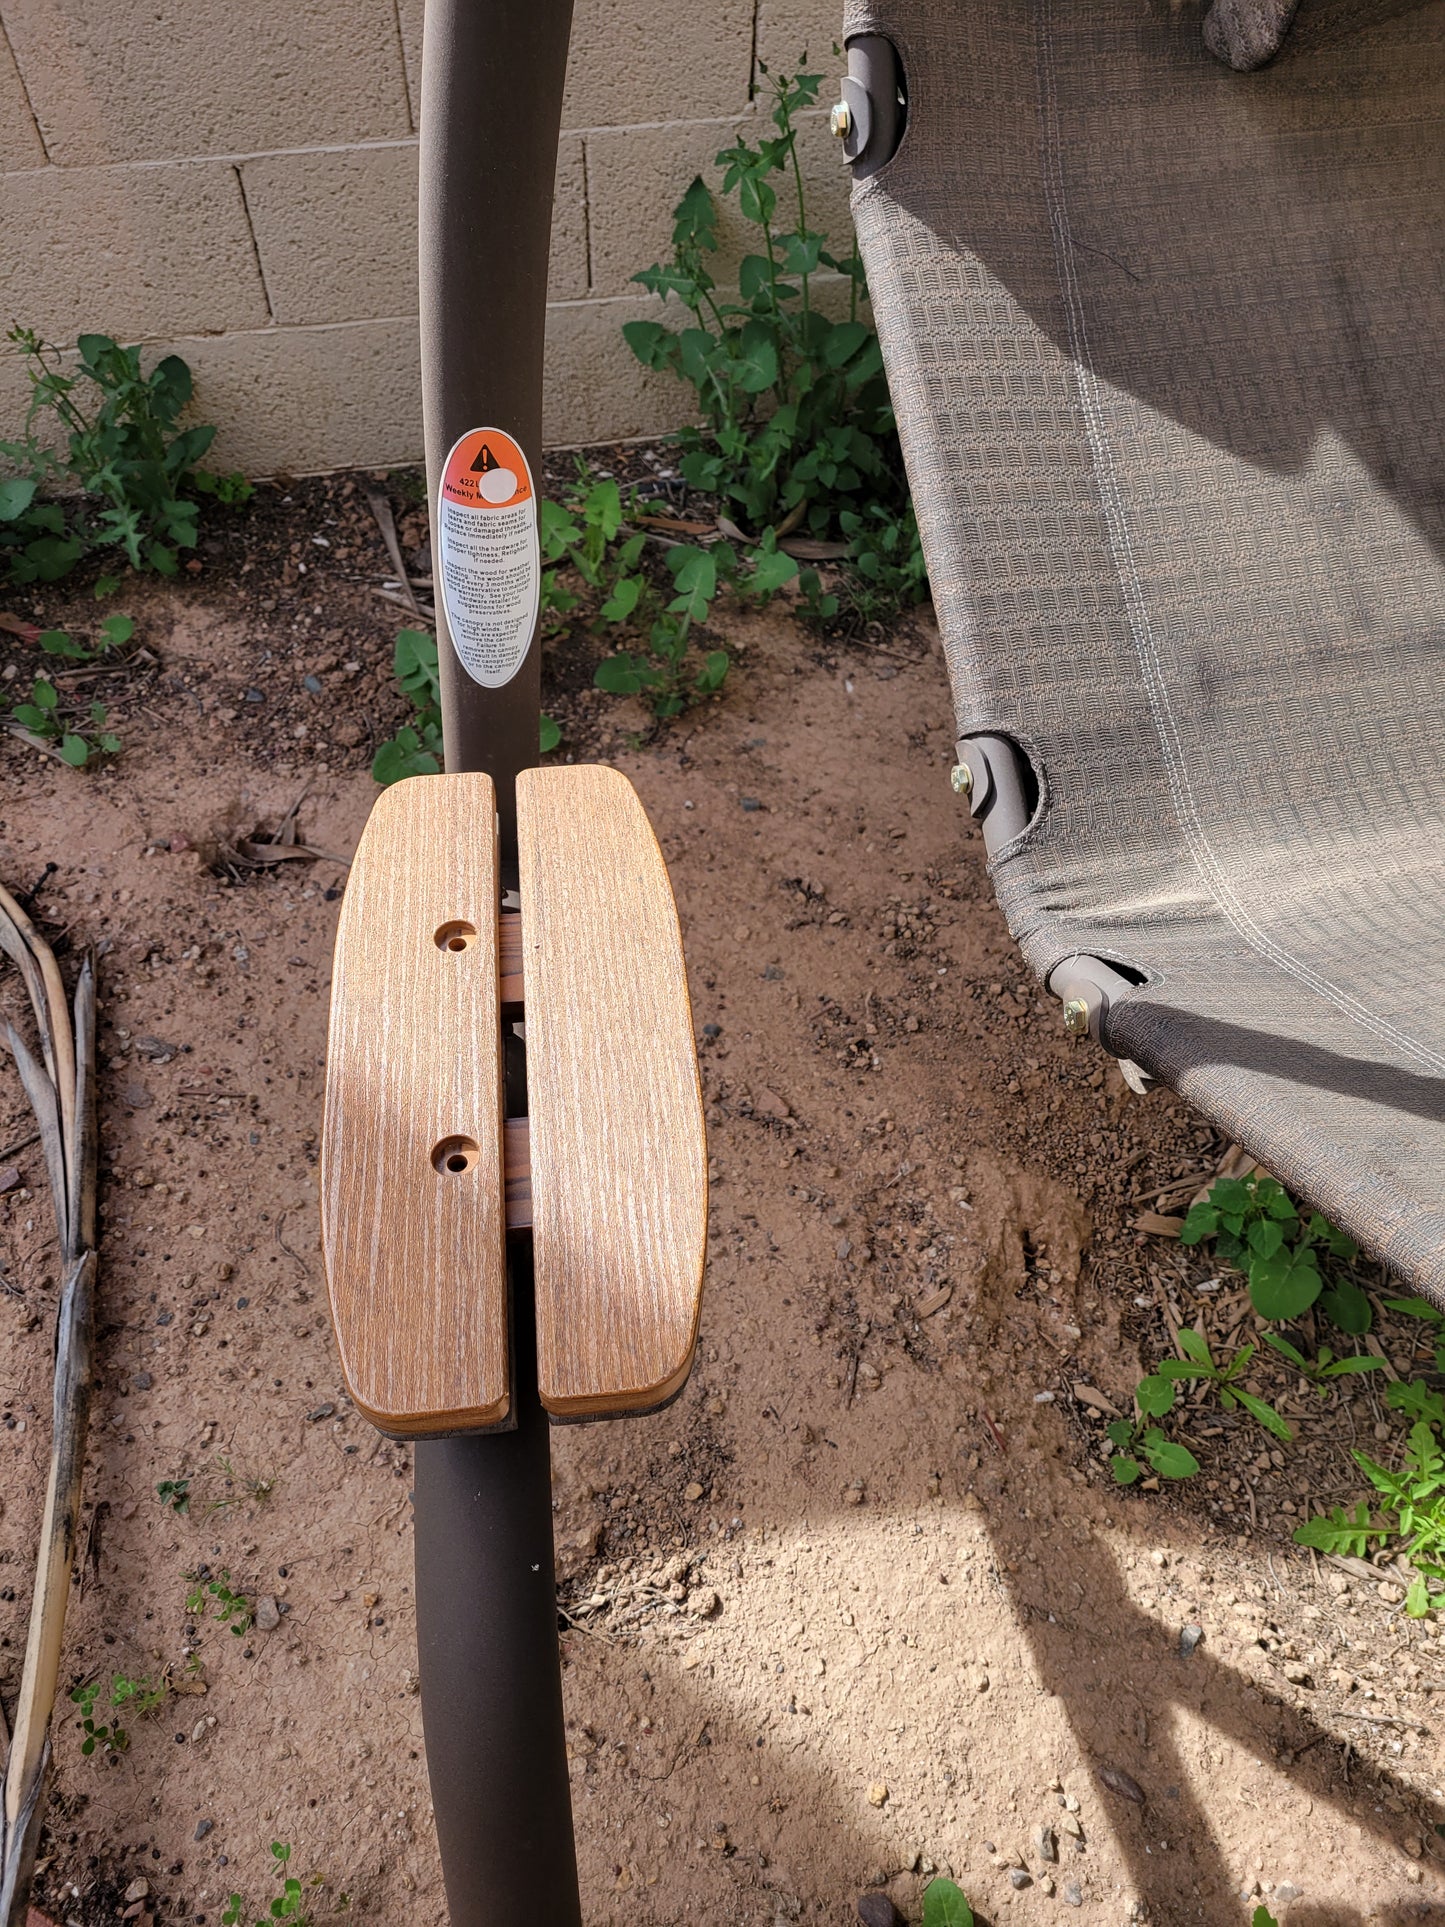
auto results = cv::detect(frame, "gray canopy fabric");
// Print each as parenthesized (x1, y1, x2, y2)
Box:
(844, 0, 1445, 1294)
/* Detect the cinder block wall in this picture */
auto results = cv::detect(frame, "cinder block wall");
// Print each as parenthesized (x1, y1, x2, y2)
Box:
(0, 0, 849, 476)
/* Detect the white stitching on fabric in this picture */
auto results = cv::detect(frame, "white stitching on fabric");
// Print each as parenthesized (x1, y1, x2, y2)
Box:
(1032, 0, 1445, 1079)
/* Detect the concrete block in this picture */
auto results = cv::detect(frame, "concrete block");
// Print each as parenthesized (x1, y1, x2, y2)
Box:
(3, 0, 411, 166)
(543, 296, 696, 447)
(182, 319, 424, 476)
(561, 0, 754, 129)
(241, 134, 586, 327)
(0, 161, 269, 342)
(756, 0, 846, 79)
(242, 145, 418, 327)
(396, 0, 422, 125)
(585, 109, 855, 299)
(0, 26, 44, 168)
(550, 136, 588, 301)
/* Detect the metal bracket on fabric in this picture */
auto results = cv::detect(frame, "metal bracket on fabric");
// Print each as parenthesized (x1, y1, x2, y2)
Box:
(952, 734, 1033, 858)
(830, 34, 905, 179)
(1046, 955, 1156, 1093)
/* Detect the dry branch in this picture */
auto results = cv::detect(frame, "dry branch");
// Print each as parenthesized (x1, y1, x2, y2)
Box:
(0, 886, 99, 1927)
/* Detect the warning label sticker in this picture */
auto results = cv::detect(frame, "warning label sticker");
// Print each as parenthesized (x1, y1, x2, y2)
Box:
(435, 427, 539, 689)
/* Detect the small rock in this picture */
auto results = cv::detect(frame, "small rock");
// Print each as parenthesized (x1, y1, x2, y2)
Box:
(973, 1670, 990, 1693)
(843, 1482, 866, 1506)
(124, 1880, 150, 1904)
(1097, 1766, 1145, 1804)
(754, 1088, 791, 1120)
(1008, 1868, 1032, 1889)
(1282, 1662, 1312, 1686)
(683, 1481, 704, 1503)
(1060, 1814, 1084, 1840)
(740, 797, 762, 812)
(1063, 1881, 1083, 1907)
(134, 1035, 179, 1063)
(855, 1897, 903, 1927)
(254, 1595, 281, 1632)
(133, 1372, 153, 1391)
(1040, 1875, 1056, 1897)
(1179, 1624, 1203, 1658)
(687, 1588, 720, 1619)
(1274, 1885, 1301, 1903)
(332, 720, 363, 748)
(307, 1403, 335, 1422)
(194, 1820, 214, 1841)
(867, 1782, 889, 1808)
(1378, 1581, 1406, 1605)
(1034, 1823, 1057, 1864)
(0, 1164, 20, 1192)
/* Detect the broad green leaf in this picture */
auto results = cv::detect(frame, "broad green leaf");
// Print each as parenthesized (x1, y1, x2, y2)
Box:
(595, 654, 645, 695)
(100, 613, 135, 649)
(539, 714, 561, 754)
(1253, 1908, 1281, 1927)
(621, 319, 671, 369)
(1248, 1253, 1322, 1322)
(371, 728, 439, 786)
(1110, 1455, 1142, 1485)
(599, 574, 643, 623)
(921, 1878, 974, 1927)
(1105, 1420, 1133, 1450)
(1406, 1573, 1431, 1618)
(1142, 1435, 1200, 1480)
(33, 678, 58, 709)
(1177, 1328, 1212, 1367)
(746, 547, 798, 595)
(1179, 1202, 1219, 1246)
(58, 733, 90, 767)
(1383, 1296, 1445, 1327)
(1135, 1374, 1176, 1419)
(1320, 1278, 1372, 1335)
(0, 475, 37, 520)
(93, 573, 121, 599)
(1320, 1354, 1384, 1378)
(1247, 1218, 1285, 1261)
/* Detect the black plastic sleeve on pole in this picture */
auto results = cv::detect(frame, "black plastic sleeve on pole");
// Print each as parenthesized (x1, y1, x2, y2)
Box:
(419, 0, 575, 870)
(413, 1247, 582, 1927)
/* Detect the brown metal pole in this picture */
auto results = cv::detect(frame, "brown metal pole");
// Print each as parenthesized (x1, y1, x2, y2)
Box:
(413, 3, 582, 1923)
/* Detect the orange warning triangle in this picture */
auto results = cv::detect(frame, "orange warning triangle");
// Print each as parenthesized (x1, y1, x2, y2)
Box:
(441, 429, 531, 511)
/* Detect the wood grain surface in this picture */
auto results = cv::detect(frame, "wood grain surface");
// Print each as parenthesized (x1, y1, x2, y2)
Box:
(321, 772, 508, 1435)
(517, 765, 707, 1417)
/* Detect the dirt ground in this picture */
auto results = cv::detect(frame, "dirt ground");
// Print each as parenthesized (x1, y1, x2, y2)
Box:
(2, 472, 1444, 1927)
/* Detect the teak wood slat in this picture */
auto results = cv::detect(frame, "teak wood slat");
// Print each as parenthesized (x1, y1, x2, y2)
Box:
(517, 765, 707, 1418)
(321, 772, 508, 1436)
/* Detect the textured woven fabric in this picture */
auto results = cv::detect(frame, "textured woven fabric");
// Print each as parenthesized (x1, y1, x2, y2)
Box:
(845, 0, 1445, 1293)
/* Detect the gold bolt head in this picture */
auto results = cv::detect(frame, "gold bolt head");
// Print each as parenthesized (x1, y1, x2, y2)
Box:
(830, 100, 852, 139)
(949, 762, 973, 797)
(1063, 998, 1091, 1038)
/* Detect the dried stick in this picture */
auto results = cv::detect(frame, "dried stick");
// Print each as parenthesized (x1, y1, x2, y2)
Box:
(0, 894, 98, 1927)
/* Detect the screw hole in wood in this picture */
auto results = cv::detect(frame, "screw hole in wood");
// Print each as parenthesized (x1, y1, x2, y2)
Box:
(431, 1134, 480, 1176)
(434, 920, 477, 953)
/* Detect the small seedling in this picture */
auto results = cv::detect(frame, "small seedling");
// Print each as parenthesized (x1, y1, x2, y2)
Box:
(1262, 1331, 1383, 1394)
(69, 1673, 164, 1759)
(1180, 1173, 1357, 1321)
(1295, 1408, 1445, 1616)
(921, 1878, 974, 1926)
(8, 675, 121, 765)
(110, 1673, 167, 1718)
(222, 1842, 315, 1926)
(1105, 1417, 1201, 1485)
(156, 1476, 191, 1513)
(1254, 1910, 1280, 1927)
(208, 1453, 278, 1512)
(185, 1568, 255, 1637)
(70, 1678, 127, 1759)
